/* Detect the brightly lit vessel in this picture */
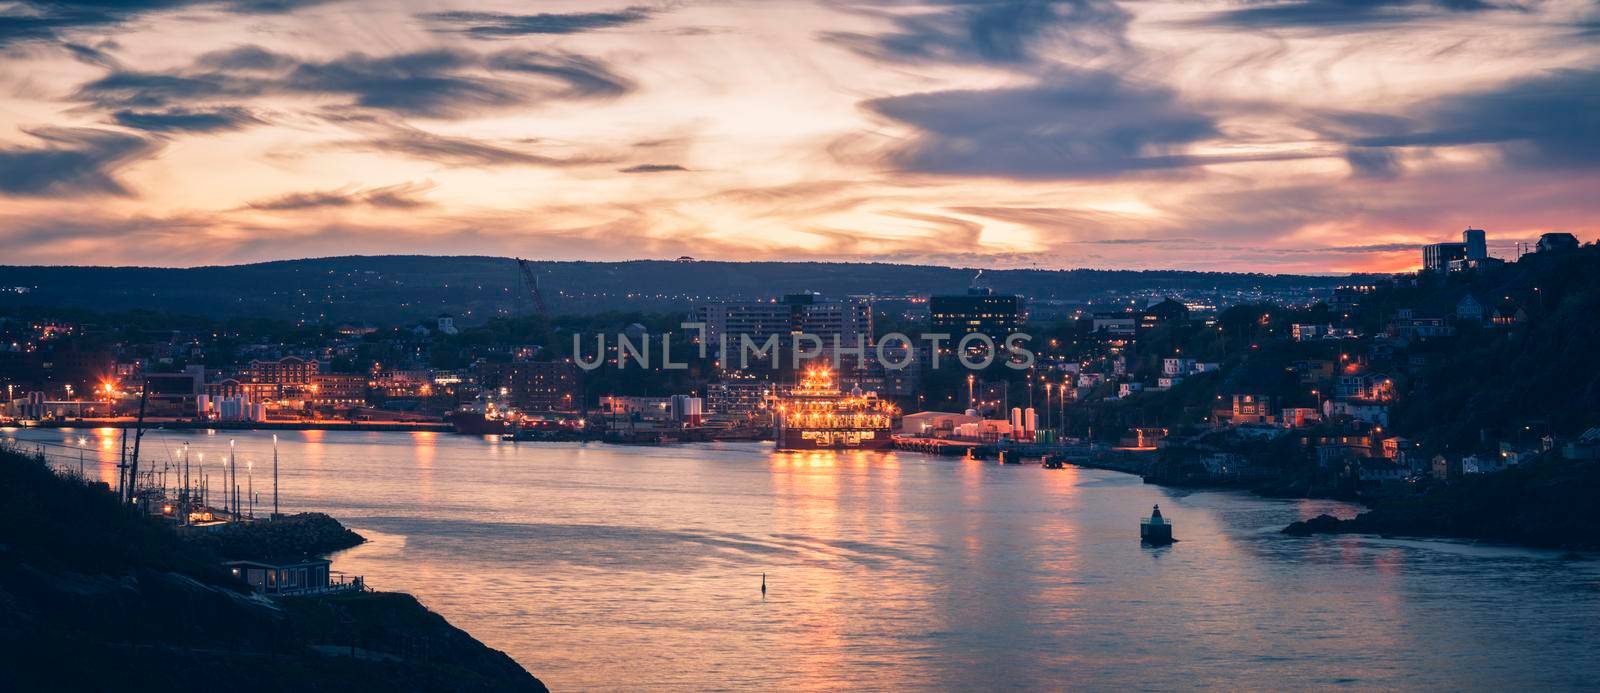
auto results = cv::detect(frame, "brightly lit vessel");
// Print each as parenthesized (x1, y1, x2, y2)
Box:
(773, 367, 896, 451)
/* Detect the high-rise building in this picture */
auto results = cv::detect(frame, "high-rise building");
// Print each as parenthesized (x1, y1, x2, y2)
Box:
(929, 287, 1025, 346)
(1463, 228, 1487, 260)
(695, 292, 872, 362)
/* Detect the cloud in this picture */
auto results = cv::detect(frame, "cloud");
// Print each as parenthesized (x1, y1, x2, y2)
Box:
(74, 70, 267, 110)
(486, 50, 634, 98)
(283, 49, 524, 118)
(1199, 0, 1504, 31)
(1345, 146, 1400, 178)
(822, 0, 1130, 67)
(418, 7, 655, 38)
(111, 106, 263, 133)
(619, 163, 688, 173)
(194, 45, 296, 71)
(864, 71, 1225, 179)
(245, 181, 434, 210)
(335, 122, 604, 167)
(1345, 68, 1600, 170)
(74, 45, 635, 119)
(0, 1, 336, 48)
(0, 127, 158, 196)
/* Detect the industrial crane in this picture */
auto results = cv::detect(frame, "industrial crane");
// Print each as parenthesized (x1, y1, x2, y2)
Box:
(515, 258, 556, 358)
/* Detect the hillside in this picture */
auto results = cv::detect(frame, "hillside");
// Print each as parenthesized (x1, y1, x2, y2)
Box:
(0, 255, 1375, 323)
(0, 447, 547, 692)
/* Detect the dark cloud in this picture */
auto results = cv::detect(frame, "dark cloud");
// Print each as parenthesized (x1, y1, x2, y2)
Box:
(822, 0, 1130, 67)
(0, 1, 335, 48)
(0, 127, 158, 196)
(74, 70, 267, 110)
(1345, 69, 1600, 170)
(418, 7, 654, 38)
(74, 46, 634, 120)
(486, 50, 634, 98)
(1345, 146, 1400, 178)
(245, 181, 433, 210)
(283, 49, 523, 117)
(111, 106, 262, 133)
(194, 45, 296, 71)
(1200, 0, 1503, 31)
(620, 164, 688, 173)
(864, 71, 1224, 179)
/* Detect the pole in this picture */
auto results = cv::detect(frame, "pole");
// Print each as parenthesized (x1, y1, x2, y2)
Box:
(126, 380, 149, 506)
(229, 439, 237, 520)
(117, 427, 128, 499)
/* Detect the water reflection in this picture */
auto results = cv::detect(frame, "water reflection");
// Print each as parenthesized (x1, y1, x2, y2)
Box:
(11, 429, 1599, 690)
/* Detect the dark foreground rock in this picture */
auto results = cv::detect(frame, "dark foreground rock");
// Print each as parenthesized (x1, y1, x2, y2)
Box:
(1282, 459, 1600, 550)
(0, 447, 546, 692)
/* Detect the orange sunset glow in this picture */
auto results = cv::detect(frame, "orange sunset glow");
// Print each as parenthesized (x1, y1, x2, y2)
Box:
(1, 0, 1597, 271)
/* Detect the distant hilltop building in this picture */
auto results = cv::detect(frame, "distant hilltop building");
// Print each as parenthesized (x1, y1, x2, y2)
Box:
(1536, 232, 1579, 253)
(1423, 228, 1502, 273)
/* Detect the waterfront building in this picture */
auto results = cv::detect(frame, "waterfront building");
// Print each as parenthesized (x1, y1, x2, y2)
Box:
(705, 379, 777, 421)
(480, 361, 579, 413)
(309, 373, 368, 410)
(247, 356, 319, 389)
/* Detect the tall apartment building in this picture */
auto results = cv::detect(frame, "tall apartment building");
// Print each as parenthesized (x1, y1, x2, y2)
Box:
(694, 292, 872, 361)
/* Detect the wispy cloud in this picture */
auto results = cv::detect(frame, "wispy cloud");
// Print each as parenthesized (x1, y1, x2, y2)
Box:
(0, 127, 158, 196)
(245, 181, 434, 210)
(418, 7, 656, 38)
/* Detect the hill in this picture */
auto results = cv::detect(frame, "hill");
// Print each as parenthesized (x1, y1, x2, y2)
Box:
(0, 446, 547, 692)
(0, 255, 1377, 324)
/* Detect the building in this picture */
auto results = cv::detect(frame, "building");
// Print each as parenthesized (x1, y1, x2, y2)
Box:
(483, 361, 579, 412)
(696, 293, 872, 356)
(1090, 312, 1136, 336)
(930, 287, 1026, 348)
(246, 356, 319, 389)
(900, 410, 982, 437)
(1423, 228, 1488, 272)
(143, 366, 205, 416)
(1138, 298, 1189, 332)
(1454, 295, 1485, 322)
(1229, 394, 1275, 424)
(308, 373, 367, 410)
(1536, 232, 1579, 253)
(226, 558, 355, 595)
(705, 380, 776, 420)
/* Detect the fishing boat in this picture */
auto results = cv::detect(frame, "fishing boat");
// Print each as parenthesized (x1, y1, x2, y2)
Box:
(773, 366, 896, 451)
(1140, 504, 1175, 545)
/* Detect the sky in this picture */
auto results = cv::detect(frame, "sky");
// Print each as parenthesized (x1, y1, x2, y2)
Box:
(0, 0, 1597, 273)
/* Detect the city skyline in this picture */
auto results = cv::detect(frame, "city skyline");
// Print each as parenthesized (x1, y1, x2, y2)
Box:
(2, 0, 1598, 272)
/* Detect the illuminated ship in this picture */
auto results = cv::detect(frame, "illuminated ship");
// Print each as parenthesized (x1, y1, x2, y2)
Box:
(773, 367, 896, 451)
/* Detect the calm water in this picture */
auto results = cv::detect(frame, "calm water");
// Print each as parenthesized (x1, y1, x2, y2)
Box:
(11, 427, 1600, 690)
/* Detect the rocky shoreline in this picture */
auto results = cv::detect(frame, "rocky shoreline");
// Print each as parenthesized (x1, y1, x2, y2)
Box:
(1281, 458, 1600, 551)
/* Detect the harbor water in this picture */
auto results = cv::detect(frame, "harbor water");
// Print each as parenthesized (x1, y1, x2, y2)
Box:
(10, 428, 1599, 690)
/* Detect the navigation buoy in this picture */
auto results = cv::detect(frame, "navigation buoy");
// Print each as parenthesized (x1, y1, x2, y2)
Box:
(761, 573, 767, 598)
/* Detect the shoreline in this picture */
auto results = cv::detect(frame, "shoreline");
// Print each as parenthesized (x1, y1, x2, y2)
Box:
(17, 419, 453, 432)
